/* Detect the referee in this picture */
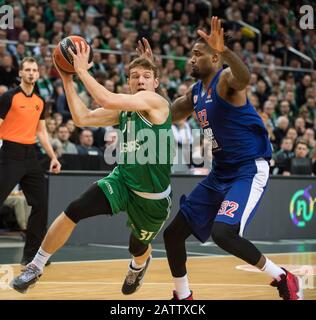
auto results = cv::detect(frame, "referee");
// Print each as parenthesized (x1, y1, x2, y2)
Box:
(0, 57, 61, 266)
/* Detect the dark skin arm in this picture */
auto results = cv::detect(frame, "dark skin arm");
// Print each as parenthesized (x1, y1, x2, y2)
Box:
(198, 17, 251, 106)
(170, 85, 194, 122)
(220, 48, 251, 90)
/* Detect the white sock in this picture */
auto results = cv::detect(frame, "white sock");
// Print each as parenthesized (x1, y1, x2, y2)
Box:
(261, 258, 286, 280)
(131, 259, 146, 270)
(32, 247, 51, 271)
(174, 275, 191, 300)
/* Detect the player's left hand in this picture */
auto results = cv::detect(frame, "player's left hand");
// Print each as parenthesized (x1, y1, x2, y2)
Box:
(50, 158, 61, 174)
(136, 37, 155, 62)
(197, 16, 225, 53)
(53, 58, 73, 82)
(68, 41, 94, 74)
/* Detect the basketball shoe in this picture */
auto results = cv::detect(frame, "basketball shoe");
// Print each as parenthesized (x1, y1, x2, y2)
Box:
(270, 268, 304, 300)
(121, 255, 152, 295)
(171, 290, 194, 300)
(10, 263, 42, 294)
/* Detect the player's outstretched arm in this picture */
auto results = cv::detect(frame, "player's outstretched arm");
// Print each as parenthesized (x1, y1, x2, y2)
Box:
(197, 16, 250, 91)
(170, 85, 194, 123)
(219, 48, 251, 91)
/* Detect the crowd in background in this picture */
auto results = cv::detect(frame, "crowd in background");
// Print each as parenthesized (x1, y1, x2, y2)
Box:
(0, 0, 316, 175)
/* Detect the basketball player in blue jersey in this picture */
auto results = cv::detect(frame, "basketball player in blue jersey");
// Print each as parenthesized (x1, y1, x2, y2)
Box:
(137, 17, 303, 300)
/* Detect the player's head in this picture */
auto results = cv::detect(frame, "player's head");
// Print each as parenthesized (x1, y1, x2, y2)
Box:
(190, 37, 226, 79)
(19, 57, 39, 86)
(127, 57, 159, 94)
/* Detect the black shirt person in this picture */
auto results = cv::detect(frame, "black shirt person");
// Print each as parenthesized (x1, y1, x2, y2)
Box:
(0, 57, 61, 266)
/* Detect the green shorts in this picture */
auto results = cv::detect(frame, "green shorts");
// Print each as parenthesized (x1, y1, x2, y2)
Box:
(97, 168, 172, 244)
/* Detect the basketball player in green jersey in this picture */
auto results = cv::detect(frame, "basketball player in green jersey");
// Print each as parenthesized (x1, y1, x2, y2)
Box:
(11, 42, 173, 295)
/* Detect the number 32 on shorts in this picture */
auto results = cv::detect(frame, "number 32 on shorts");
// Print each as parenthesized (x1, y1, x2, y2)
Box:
(139, 229, 155, 241)
(218, 200, 239, 218)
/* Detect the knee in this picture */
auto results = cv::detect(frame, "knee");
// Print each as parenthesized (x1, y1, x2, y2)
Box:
(129, 234, 148, 257)
(163, 224, 173, 246)
(64, 199, 83, 224)
(211, 222, 238, 247)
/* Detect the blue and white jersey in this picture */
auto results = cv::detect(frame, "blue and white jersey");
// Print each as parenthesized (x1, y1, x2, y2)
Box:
(192, 68, 272, 169)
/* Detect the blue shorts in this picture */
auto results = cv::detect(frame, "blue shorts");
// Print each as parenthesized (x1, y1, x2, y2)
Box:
(180, 159, 269, 242)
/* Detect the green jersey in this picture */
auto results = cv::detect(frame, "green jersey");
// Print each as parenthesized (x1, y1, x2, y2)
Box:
(117, 110, 173, 193)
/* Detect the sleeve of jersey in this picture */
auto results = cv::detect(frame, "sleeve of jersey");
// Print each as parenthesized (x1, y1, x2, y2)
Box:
(39, 98, 46, 120)
(0, 91, 13, 119)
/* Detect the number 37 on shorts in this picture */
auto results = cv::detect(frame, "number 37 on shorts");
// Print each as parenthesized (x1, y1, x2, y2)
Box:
(139, 229, 155, 241)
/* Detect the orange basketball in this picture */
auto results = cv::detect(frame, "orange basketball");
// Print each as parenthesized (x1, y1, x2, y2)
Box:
(53, 35, 93, 73)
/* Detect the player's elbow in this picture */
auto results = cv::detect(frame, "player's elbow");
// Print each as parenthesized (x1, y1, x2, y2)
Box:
(73, 118, 85, 128)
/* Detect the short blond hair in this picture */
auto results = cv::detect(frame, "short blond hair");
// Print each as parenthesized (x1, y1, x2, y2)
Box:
(128, 57, 159, 78)
(20, 57, 39, 70)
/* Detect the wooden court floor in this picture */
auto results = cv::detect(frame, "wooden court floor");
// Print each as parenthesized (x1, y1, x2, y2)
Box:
(1, 252, 315, 300)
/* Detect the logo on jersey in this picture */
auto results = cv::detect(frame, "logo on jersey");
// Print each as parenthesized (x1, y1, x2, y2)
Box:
(205, 88, 213, 103)
(193, 95, 198, 105)
(104, 181, 114, 195)
(289, 185, 315, 228)
(197, 109, 209, 128)
(120, 139, 141, 153)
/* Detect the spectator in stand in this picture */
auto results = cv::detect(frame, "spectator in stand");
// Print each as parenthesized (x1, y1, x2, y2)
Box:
(277, 100, 294, 125)
(0, 54, 18, 88)
(52, 112, 63, 128)
(45, 117, 57, 140)
(56, 124, 78, 155)
(294, 117, 306, 137)
(272, 116, 289, 150)
(299, 102, 315, 130)
(255, 80, 269, 108)
(34, 39, 51, 65)
(302, 128, 316, 153)
(37, 65, 54, 102)
(283, 140, 313, 176)
(77, 129, 102, 156)
(262, 100, 277, 130)
(296, 75, 312, 107)
(66, 119, 80, 145)
(272, 137, 294, 175)
(286, 127, 298, 145)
